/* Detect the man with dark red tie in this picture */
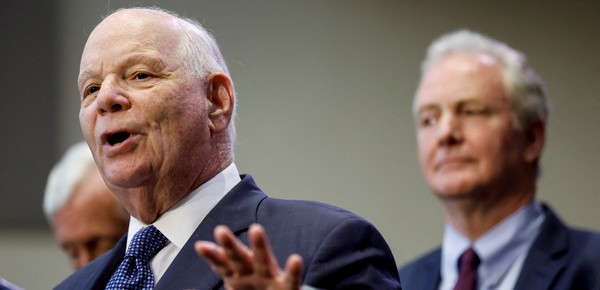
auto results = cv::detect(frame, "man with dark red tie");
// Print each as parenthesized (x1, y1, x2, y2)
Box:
(399, 29, 600, 290)
(191, 28, 600, 290)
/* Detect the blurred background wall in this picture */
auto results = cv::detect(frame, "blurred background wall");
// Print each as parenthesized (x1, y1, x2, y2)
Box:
(1, 1, 599, 288)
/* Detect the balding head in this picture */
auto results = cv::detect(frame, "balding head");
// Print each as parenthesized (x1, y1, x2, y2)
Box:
(78, 7, 236, 223)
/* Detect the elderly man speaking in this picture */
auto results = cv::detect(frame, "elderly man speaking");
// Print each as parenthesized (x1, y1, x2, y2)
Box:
(55, 6, 401, 290)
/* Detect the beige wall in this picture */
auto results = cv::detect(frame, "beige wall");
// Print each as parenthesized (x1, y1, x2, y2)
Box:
(2, 1, 599, 289)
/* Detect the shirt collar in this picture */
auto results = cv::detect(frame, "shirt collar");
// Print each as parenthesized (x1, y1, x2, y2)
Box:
(441, 200, 545, 289)
(127, 163, 241, 249)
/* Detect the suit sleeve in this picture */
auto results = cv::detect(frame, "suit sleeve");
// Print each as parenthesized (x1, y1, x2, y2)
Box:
(302, 217, 402, 290)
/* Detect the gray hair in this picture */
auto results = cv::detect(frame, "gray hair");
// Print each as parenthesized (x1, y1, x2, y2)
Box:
(421, 29, 549, 130)
(43, 142, 98, 224)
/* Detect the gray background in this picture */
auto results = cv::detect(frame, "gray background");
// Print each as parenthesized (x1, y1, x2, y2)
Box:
(1, 1, 599, 289)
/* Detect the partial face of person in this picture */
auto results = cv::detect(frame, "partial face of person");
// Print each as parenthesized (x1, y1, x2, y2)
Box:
(414, 53, 532, 199)
(52, 169, 128, 270)
(78, 10, 212, 195)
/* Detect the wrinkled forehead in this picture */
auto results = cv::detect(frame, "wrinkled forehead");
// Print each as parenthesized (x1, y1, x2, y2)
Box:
(78, 9, 184, 81)
(86, 9, 182, 49)
(413, 53, 506, 112)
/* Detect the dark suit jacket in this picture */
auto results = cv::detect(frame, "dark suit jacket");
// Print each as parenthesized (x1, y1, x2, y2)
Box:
(399, 205, 600, 290)
(55, 175, 401, 290)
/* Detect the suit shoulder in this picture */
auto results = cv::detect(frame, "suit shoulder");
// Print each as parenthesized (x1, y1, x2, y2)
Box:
(258, 197, 369, 224)
(567, 227, 600, 262)
(398, 247, 441, 290)
(568, 226, 600, 243)
(551, 228, 600, 289)
(399, 247, 441, 276)
(255, 199, 401, 289)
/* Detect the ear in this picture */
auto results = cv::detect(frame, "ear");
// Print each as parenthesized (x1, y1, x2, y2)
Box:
(205, 73, 234, 134)
(523, 120, 545, 163)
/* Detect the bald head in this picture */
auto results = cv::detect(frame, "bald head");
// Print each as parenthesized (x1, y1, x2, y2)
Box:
(81, 8, 232, 87)
(77, 7, 236, 223)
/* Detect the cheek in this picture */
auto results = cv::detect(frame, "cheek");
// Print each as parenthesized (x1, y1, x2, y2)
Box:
(468, 128, 517, 176)
(53, 214, 75, 240)
(148, 89, 203, 127)
(417, 133, 435, 164)
(470, 125, 511, 154)
(53, 230, 68, 245)
(79, 110, 96, 140)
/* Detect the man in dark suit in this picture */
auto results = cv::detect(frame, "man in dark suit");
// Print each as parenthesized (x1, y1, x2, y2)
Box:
(399, 29, 600, 290)
(55, 6, 401, 290)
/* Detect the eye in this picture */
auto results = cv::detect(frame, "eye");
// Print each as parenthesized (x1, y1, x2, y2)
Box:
(133, 72, 151, 80)
(463, 106, 488, 116)
(83, 85, 100, 99)
(126, 68, 161, 87)
(417, 110, 439, 127)
(420, 115, 437, 127)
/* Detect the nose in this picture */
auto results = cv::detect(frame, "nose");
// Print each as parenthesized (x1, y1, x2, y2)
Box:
(438, 113, 463, 146)
(95, 77, 131, 114)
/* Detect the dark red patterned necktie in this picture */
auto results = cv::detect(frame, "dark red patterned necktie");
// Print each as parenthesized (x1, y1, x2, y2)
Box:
(453, 247, 480, 290)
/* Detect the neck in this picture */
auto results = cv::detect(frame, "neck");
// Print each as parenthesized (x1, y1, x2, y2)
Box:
(441, 184, 535, 241)
(116, 182, 188, 224)
(114, 157, 234, 224)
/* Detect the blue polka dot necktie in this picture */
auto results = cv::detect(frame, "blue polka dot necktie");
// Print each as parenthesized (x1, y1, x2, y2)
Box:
(106, 225, 169, 290)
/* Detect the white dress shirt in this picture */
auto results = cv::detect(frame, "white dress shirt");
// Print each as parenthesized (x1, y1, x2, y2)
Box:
(439, 200, 545, 290)
(126, 163, 241, 283)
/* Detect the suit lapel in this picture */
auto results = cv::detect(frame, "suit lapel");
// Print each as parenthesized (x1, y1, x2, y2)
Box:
(154, 216, 224, 290)
(513, 205, 568, 290)
(401, 249, 441, 290)
(420, 250, 442, 290)
(154, 175, 267, 290)
(74, 234, 127, 290)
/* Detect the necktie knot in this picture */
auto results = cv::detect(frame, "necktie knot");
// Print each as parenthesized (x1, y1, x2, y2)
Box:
(453, 247, 480, 290)
(106, 225, 169, 290)
(127, 225, 169, 262)
(459, 247, 480, 270)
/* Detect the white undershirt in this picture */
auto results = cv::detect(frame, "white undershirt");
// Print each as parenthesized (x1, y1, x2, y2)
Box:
(125, 163, 241, 283)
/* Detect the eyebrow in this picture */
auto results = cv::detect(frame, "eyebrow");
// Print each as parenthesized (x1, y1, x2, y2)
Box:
(122, 54, 166, 71)
(78, 69, 95, 90)
(416, 97, 488, 109)
(414, 103, 438, 116)
(77, 54, 167, 89)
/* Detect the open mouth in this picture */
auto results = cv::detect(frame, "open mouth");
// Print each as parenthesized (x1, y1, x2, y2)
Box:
(107, 131, 131, 146)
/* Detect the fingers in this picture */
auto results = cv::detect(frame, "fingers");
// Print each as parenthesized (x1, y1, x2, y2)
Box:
(214, 225, 254, 275)
(249, 224, 280, 277)
(195, 241, 232, 276)
(194, 225, 255, 278)
(196, 224, 304, 290)
(283, 254, 303, 289)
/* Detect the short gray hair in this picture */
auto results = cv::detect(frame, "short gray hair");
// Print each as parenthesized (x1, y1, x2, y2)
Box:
(43, 142, 98, 224)
(173, 10, 237, 152)
(421, 29, 549, 130)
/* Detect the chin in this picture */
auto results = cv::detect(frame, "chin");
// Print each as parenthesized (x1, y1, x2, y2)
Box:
(434, 190, 474, 201)
(104, 165, 152, 189)
(430, 179, 478, 199)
